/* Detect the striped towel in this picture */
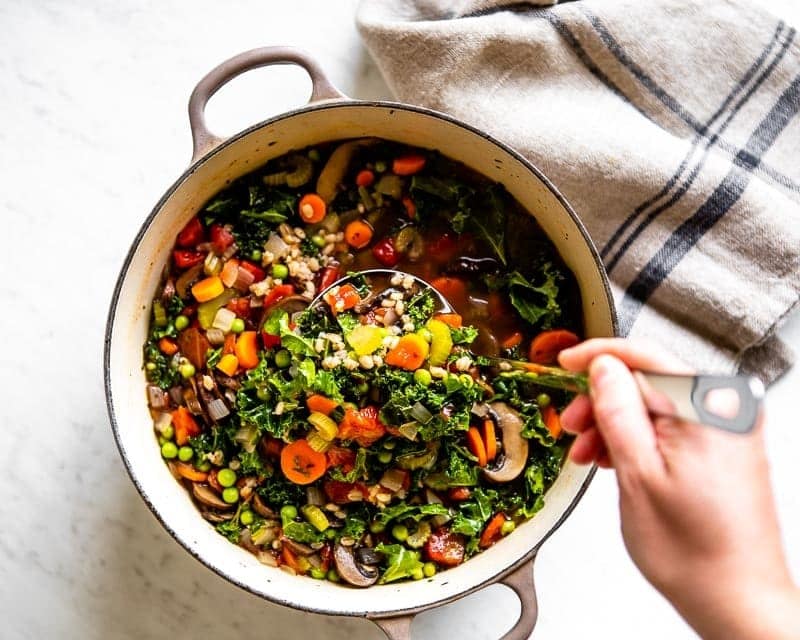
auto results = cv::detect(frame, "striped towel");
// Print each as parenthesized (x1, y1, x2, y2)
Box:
(357, 0, 800, 383)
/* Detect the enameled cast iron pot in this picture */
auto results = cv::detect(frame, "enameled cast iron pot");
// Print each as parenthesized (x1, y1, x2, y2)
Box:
(105, 47, 617, 639)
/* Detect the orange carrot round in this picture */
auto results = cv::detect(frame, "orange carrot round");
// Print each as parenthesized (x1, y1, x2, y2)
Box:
(385, 334, 430, 370)
(393, 154, 427, 176)
(355, 169, 375, 187)
(542, 405, 563, 439)
(482, 418, 497, 462)
(298, 193, 326, 224)
(159, 337, 179, 356)
(528, 329, 580, 364)
(280, 439, 327, 485)
(466, 426, 488, 467)
(430, 276, 467, 308)
(479, 513, 507, 548)
(234, 331, 260, 369)
(306, 394, 339, 416)
(344, 219, 374, 249)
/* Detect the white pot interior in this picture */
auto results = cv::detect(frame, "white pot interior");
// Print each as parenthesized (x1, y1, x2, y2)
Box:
(106, 103, 615, 617)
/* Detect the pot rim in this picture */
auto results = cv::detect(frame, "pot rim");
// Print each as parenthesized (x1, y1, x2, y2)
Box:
(105, 97, 616, 618)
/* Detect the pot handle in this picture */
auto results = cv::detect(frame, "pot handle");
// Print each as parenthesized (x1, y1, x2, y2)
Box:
(371, 555, 538, 640)
(187, 46, 347, 162)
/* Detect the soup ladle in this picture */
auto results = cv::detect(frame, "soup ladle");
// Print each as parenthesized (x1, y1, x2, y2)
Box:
(310, 269, 764, 434)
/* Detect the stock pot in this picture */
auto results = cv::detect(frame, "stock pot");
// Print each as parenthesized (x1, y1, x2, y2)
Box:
(105, 47, 617, 639)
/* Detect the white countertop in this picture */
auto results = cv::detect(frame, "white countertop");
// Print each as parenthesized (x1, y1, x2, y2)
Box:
(1, 1, 797, 638)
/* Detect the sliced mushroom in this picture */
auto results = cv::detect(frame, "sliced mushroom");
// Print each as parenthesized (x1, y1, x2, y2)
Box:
(316, 138, 380, 203)
(201, 509, 235, 524)
(355, 546, 384, 566)
(252, 493, 277, 518)
(192, 483, 233, 510)
(282, 537, 315, 557)
(334, 542, 379, 587)
(483, 402, 529, 483)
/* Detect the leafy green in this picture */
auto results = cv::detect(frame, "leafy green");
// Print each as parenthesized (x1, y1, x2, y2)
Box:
(281, 508, 325, 544)
(451, 326, 479, 345)
(257, 477, 305, 509)
(376, 543, 424, 584)
(519, 405, 556, 447)
(238, 450, 266, 476)
(328, 447, 368, 482)
(406, 290, 435, 326)
(505, 265, 561, 329)
(445, 444, 480, 486)
(265, 309, 317, 357)
(143, 339, 180, 389)
(335, 312, 360, 336)
(312, 370, 342, 399)
(216, 517, 243, 543)
(450, 488, 497, 538)
(374, 502, 449, 526)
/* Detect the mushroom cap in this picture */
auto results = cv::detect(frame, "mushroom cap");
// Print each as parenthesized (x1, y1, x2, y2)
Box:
(483, 402, 529, 483)
(333, 542, 379, 587)
(192, 483, 233, 510)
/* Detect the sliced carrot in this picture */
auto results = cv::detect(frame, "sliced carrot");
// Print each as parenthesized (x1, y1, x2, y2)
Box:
(528, 329, 580, 364)
(306, 394, 339, 416)
(542, 405, 563, 439)
(172, 406, 201, 446)
(402, 196, 416, 219)
(323, 283, 361, 314)
(158, 337, 179, 356)
(482, 418, 497, 462)
(344, 219, 374, 249)
(393, 154, 426, 176)
(234, 331, 260, 369)
(430, 276, 467, 308)
(298, 193, 326, 224)
(479, 513, 507, 549)
(173, 462, 208, 482)
(385, 333, 430, 371)
(501, 331, 523, 350)
(434, 313, 463, 329)
(219, 258, 240, 288)
(216, 353, 239, 377)
(466, 426, 488, 467)
(281, 545, 305, 573)
(191, 276, 224, 303)
(280, 439, 327, 485)
(355, 169, 375, 187)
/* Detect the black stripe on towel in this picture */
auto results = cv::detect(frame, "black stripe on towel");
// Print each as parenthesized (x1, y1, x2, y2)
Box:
(618, 72, 800, 334)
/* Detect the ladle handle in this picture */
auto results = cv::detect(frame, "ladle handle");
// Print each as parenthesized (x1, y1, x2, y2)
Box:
(635, 373, 764, 434)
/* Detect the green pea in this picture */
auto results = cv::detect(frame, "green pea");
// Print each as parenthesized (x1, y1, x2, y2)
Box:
(326, 569, 341, 582)
(240, 510, 255, 526)
(374, 160, 387, 173)
(274, 349, 291, 369)
(145, 362, 157, 371)
(382, 439, 397, 450)
(217, 468, 237, 488)
(250, 249, 262, 262)
(158, 436, 168, 447)
(369, 520, 385, 534)
(271, 264, 289, 280)
(281, 505, 298, 521)
(377, 451, 392, 464)
(501, 520, 516, 536)
(195, 459, 211, 472)
(413, 369, 432, 387)
(536, 393, 551, 408)
(308, 149, 321, 162)
(161, 441, 178, 459)
(179, 363, 196, 379)
(174, 315, 190, 331)
(312, 234, 326, 248)
(411, 567, 424, 581)
(391, 524, 408, 542)
(178, 446, 194, 462)
(310, 567, 327, 580)
(423, 562, 437, 578)
(325, 528, 337, 540)
(230, 318, 245, 334)
(222, 487, 239, 504)
(256, 387, 270, 401)
(356, 381, 370, 396)
(161, 424, 175, 441)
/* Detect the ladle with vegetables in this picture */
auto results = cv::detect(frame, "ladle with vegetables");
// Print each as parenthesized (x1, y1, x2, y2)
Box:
(312, 269, 764, 434)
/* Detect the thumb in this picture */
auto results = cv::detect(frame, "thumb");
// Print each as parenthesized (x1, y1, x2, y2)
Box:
(589, 355, 664, 474)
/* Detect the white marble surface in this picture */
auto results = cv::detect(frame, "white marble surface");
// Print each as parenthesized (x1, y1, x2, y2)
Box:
(1, 1, 798, 638)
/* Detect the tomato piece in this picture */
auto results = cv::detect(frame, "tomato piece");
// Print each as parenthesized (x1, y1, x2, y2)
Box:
(528, 329, 580, 364)
(262, 283, 295, 308)
(319, 266, 341, 291)
(260, 331, 281, 350)
(225, 297, 252, 319)
(447, 487, 471, 502)
(372, 237, 400, 267)
(337, 406, 386, 447)
(325, 446, 356, 473)
(424, 528, 466, 567)
(323, 480, 369, 504)
(173, 249, 205, 270)
(323, 284, 361, 314)
(177, 217, 204, 248)
(239, 260, 266, 283)
(355, 169, 375, 187)
(426, 233, 459, 263)
(210, 224, 235, 254)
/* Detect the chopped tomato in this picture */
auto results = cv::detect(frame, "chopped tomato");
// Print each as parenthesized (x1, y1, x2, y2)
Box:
(225, 297, 252, 320)
(239, 260, 266, 283)
(260, 331, 281, 350)
(337, 406, 386, 447)
(318, 266, 340, 291)
(176, 217, 204, 248)
(210, 224, 235, 254)
(424, 528, 466, 567)
(323, 284, 361, 314)
(447, 487, 471, 502)
(325, 446, 356, 473)
(372, 237, 400, 267)
(323, 480, 369, 504)
(173, 249, 205, 270)
(356, 169, 375, 187)
(262, 284, 295, 309)
(427, 233, 459, 264)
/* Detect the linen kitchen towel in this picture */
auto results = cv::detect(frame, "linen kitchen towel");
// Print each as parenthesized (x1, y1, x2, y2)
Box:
(357, 0, 800, 383)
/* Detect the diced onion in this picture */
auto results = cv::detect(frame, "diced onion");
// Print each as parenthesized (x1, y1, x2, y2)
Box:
(212, 308, 236, 333)
(306, 486, 325, 506)
(252, 526, 279, 547)
(398, 422, 419, 441)
(153, 411, 172, 434)
(222, 242, 238, 260)
(264, 232, 289, 260)
(379, 469, 407, 493)
(204, 252, 222, 276)
(147, 385, 168, 409)
(234, 425, 258, 453)
(233, 267, 255, 291)
(207, 398, 230, 421)
(206, 328, 225, 346)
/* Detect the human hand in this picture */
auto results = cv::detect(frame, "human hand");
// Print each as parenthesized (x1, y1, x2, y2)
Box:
(558, 339, 799, 640)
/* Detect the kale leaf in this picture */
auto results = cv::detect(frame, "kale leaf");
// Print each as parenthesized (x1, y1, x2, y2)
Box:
(375, 543, 424, 584)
